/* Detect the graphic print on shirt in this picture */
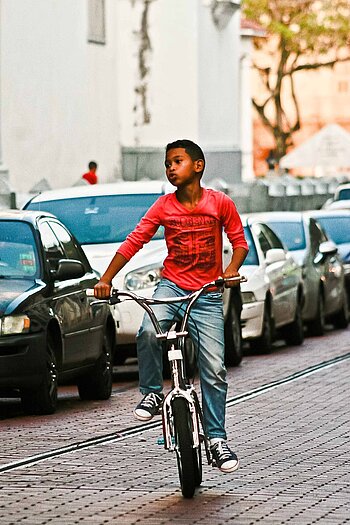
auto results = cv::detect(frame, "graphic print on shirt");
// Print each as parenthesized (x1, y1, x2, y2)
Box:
(169, 216, 217, 270)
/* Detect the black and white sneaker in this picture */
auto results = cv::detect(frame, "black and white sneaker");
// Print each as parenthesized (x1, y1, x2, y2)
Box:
(210, 440, 239, 473)
(133, 392, 164, 421)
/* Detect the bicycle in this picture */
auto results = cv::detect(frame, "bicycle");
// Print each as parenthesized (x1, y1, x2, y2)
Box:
(89, 275, 245, 498)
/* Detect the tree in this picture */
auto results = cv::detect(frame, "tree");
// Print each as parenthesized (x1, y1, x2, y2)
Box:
(242, 0, 350, 161)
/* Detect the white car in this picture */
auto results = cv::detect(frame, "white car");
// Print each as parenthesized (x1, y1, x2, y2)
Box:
(240, 215, 304, 352)
(24, 181, 243, 367)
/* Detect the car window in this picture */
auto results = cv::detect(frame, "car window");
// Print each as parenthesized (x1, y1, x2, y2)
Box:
(316, 216, 350, 244)
(39, 221, 65, 272)
(259, 224, 284, 250)
(48, 220, 85, 261)
(265, 221, 306, 251)
(26, 194, 164, 245)
(0, 221, 39, 279)
(338, 188, 350, 200)
(242, 226, 259, 265)
(251, 223, 272, 256)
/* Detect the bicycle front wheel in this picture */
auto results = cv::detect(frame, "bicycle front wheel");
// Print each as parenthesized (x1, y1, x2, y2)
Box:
(172, 396, 201, 498)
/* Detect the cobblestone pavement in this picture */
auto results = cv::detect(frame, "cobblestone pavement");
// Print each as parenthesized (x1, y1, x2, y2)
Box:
(0, 326, 349, 524)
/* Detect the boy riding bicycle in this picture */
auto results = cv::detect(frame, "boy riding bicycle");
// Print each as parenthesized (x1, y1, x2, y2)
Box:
(94, 139, 248, 473)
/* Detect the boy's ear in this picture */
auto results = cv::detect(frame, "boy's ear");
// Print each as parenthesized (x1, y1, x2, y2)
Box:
(194, 159, 204, 173)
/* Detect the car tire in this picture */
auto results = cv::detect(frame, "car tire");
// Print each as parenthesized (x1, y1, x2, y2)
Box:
(283, 300, 304, 346)
(308, 290, 325, 336)
(224, 292, 243, 367)
(250, 302, 273, 354)
(331, 289, 349, 329)
(21, 331, 58, 415)
(77, 332, 113, 401)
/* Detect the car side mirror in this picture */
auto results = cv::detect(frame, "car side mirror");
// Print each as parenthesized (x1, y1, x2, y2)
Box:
(314, 241, 338, 264)
(55, 259, 85, 280)
(265, 248, 287, 265)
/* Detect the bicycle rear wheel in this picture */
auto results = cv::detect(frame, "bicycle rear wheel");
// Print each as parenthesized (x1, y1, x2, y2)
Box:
(172, 396, 201, 498)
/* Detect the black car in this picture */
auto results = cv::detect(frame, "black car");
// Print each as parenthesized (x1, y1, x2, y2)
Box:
(0, 210, 116, 415)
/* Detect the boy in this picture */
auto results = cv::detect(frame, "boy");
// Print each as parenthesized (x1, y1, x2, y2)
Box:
(94, 139, 248, 473)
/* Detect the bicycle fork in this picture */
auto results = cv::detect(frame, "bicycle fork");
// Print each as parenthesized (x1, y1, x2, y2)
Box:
(161, 343, 211, 464)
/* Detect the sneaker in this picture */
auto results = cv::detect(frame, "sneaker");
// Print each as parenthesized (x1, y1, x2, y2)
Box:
(210, 440, 239, 473)
(133, 392, 164, 421)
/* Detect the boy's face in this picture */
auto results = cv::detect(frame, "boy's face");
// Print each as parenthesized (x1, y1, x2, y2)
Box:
(165, 148, 203, 188)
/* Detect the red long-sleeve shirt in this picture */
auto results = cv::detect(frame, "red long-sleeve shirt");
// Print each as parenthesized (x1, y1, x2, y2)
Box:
(118, 188, 248, 290)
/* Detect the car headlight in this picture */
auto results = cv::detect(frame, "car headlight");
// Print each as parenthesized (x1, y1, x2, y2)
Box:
(241, 291, 257, 304)
(124, 265, 163, 291)
(1, 315, 31, 335)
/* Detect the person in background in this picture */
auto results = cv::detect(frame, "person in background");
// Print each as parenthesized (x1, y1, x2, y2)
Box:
(82, 161, 98, 184)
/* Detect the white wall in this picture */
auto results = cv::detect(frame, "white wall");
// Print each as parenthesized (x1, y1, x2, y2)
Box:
(116, 0, 199, 148)
(1, 0, 243, 192)
(116, 0, 241, 149)
(2, 0, 121, 191)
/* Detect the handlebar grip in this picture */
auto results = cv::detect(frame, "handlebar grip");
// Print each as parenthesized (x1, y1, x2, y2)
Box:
(214, 276, 247, 287)
(86, 288, 95, 297)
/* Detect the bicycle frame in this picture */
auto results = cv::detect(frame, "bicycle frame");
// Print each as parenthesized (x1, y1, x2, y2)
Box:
(90, 275, 245, 498)
(107, 276, 244, 456)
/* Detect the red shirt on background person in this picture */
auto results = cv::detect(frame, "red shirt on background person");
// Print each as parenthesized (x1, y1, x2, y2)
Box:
(82, 161, 98, 184)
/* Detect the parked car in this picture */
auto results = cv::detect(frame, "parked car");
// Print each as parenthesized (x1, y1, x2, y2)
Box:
(305, 209, 350, 304)
(253, 211, 348, 336)
(239, 215, 304, 352)
(322, 182, 350, 209)
(0, 210, 116, 415)
(24, 181, 243, 367)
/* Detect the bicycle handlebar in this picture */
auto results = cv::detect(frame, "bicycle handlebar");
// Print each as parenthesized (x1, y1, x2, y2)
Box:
(86, 275, 246, 301)
(87, 275, 246, 340)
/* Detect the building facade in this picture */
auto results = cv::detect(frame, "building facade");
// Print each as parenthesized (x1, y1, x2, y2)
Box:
(0, 0, 244, 193)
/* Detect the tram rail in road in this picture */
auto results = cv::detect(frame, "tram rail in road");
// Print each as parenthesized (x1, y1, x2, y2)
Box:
(1, 351, 349, 475)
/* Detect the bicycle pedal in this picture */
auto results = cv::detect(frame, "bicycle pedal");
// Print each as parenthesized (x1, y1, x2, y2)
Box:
(157, 436, 175, 445)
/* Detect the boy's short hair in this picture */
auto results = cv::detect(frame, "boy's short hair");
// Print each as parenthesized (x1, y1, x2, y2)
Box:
(88, 161, 98, 170)
(166, 139, 205, 174)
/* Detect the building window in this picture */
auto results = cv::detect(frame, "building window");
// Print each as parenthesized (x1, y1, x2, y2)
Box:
(88, 0, 106, 44)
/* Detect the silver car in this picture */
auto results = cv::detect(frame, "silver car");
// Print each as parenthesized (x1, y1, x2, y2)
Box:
(240, 215, 304, 353)
(253, 211, 348, 336)
(305, 209, 350, 306)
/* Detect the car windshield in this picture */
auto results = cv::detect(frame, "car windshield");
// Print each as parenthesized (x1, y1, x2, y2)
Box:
(316, 216, 350, 244)
(338, 188, 350, 200)
(265, 221, 306, 251)
(242, 226, 259, 265)
(0, 221, 39, 279)
(26, 194, 164, 245)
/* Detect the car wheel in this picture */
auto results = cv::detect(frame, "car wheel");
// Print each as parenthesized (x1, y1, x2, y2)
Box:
(224, 293, 243, 367)
(78, 332, 113, 401)
(21, 332, 58, 415)
(308, 290, 325, 336)
(283, 300, 304, 346)
(250, 303, 273, 354)
(331, 289, 349, 329)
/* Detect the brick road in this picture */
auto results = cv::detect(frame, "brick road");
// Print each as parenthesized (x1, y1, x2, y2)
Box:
(1, 326, 349, 524)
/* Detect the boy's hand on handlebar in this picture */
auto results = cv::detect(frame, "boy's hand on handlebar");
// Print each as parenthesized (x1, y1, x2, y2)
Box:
(222, 269, 241, 287)
(94, 280, 112, 299)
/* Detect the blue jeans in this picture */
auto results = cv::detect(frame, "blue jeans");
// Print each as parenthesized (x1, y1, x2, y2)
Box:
(136, 278, 228, 440)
